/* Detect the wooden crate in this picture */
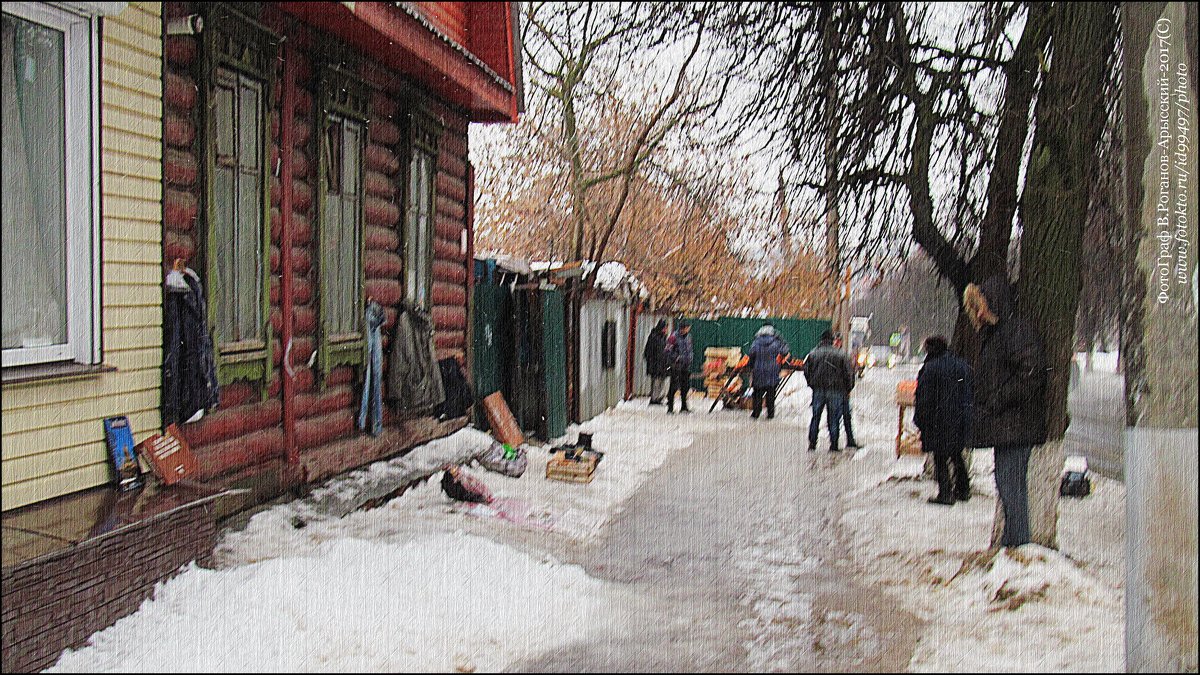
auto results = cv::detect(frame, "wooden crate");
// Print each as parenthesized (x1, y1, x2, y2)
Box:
(898, 432, 923, 456)
(704, 346, 741, 362)
(546, 453, 599, 483)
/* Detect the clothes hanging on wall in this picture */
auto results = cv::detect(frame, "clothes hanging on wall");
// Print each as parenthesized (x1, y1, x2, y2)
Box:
(358, 300, 385, 436)
(162, 266, 220, 427)
(386, 301, 445, 412)
(434, 357, 473, 421)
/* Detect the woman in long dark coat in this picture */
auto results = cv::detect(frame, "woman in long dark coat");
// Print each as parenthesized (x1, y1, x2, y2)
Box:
(643, 320, 670, 405)
(914, 335, 974, 505)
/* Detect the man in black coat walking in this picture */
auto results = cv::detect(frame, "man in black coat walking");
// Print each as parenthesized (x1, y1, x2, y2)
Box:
(964, 275, 1048, 547)
(643, 319, 670, 405)
(914, 335, 973, 505)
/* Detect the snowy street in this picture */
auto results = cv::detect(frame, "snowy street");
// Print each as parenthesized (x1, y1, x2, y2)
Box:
(46, 362, 1126, 673)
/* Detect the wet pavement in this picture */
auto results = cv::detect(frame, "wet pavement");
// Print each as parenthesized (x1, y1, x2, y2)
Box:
(508, 421, 922, 672)
(1065, 369, 1125, 481)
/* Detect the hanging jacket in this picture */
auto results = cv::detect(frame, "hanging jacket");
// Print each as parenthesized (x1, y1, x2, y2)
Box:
(434, 357, 474, 420)
(162, 269, 220, 427)
(386, 301, 445, 412)
(747, 326, 791, 388)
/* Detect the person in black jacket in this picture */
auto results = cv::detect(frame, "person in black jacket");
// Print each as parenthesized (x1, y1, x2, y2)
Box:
(964, 275, 1048, 547)
(802, 329, 856, 451)
(914, 335, 973, 505)
(643, 319, 670, 405)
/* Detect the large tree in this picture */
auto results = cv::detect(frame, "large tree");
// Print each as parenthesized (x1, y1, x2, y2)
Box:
(716, 1, 1119, 549)
(1012, 3, 1120, 549)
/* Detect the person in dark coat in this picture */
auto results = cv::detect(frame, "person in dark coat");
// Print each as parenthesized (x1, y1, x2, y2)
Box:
(914, 335, 973, 505)
(643, 319, 670, 405)
(833, 335, 862, 448)
(747, 322, 791, 419)
(664, 321, 694, 413)
(802, 329, 856, 451)
(964, 275, 1048, 547)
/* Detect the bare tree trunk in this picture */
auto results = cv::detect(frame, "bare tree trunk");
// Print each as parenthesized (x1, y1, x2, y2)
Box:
(953, 5, 1052, 367)
(1013, 2, 1118, 550)
(1122, 3, 1199, 670)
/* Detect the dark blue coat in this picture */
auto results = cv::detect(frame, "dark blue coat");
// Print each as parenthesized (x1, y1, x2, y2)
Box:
(748, 333, 791, 388)
(162, 271, 220, 427)
(665, 330, 693, 371)
(914, 351, 973, 455)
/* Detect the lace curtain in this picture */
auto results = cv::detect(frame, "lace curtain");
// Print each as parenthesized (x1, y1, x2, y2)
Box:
(1, 13, 67, 351)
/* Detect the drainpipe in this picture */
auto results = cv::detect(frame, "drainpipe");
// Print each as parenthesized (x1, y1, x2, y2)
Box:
(625, 300, 639, 400)
(280, 39, 298, 467)
(465, 163, 476, 387)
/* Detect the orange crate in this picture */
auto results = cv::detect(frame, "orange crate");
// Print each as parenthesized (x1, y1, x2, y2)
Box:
(482, 391, 525, 447)
(136, 424, 198, 485)
(895, 380, 917, 406)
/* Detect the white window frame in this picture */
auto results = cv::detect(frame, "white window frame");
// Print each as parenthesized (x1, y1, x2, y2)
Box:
(1, 2, 100, 368)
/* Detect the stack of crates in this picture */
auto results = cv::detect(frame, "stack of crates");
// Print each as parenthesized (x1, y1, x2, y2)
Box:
(703, 347, 741, 398)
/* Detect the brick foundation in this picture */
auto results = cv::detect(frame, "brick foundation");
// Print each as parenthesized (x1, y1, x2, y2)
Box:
(1, 500, 218, 673)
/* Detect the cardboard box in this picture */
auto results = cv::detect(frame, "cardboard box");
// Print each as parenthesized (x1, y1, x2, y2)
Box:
(481, 392, 525, 447)
(137, 424, 198, 485)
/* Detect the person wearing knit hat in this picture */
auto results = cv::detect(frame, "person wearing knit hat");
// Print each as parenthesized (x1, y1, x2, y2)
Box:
(664, 321, 694, 413)
(802, 328, 856, 452)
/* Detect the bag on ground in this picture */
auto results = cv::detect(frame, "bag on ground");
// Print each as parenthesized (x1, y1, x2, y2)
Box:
(441, 466, 494, 503)
(478, 441, 528, 478)
(1060, 470, 1092, 498)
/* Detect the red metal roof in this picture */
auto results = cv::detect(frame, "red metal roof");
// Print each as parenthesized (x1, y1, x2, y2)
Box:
(276, 2, 522, 123)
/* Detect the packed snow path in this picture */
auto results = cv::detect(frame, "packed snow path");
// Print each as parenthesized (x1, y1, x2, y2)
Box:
(508, 422, 922, 672)
(45, 357, 1123, 672)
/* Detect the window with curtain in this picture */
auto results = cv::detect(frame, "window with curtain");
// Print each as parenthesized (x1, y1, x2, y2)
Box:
(321, 113, 363, 341)
(1, 4, 97, 368)
(405, 147, 436, 310)
(209, 66, 265, 350)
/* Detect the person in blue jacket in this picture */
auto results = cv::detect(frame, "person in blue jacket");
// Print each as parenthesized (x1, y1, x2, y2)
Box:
(664, 321, 694, 413)
(747, 322, 791, 419)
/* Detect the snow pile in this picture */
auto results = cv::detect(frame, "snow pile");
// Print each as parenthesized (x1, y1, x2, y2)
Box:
(971, 545, 1109, 611)
(592, 260, 628, 292)
(901, 541, 1124, 673)
(298, 427, 496, 519)
(48, 533, 610, 673)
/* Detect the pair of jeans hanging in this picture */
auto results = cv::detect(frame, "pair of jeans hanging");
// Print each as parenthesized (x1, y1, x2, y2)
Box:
(358, 300, 385, 436)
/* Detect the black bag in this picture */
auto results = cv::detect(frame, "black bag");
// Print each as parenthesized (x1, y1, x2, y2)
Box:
(1060, 471, 1092, 498)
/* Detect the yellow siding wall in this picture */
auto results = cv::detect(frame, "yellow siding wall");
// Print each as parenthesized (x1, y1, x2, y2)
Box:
(2, 3, 163, 511)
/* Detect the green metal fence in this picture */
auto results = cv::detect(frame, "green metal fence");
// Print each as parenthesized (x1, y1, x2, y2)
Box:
(682, 316, 832, 387)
